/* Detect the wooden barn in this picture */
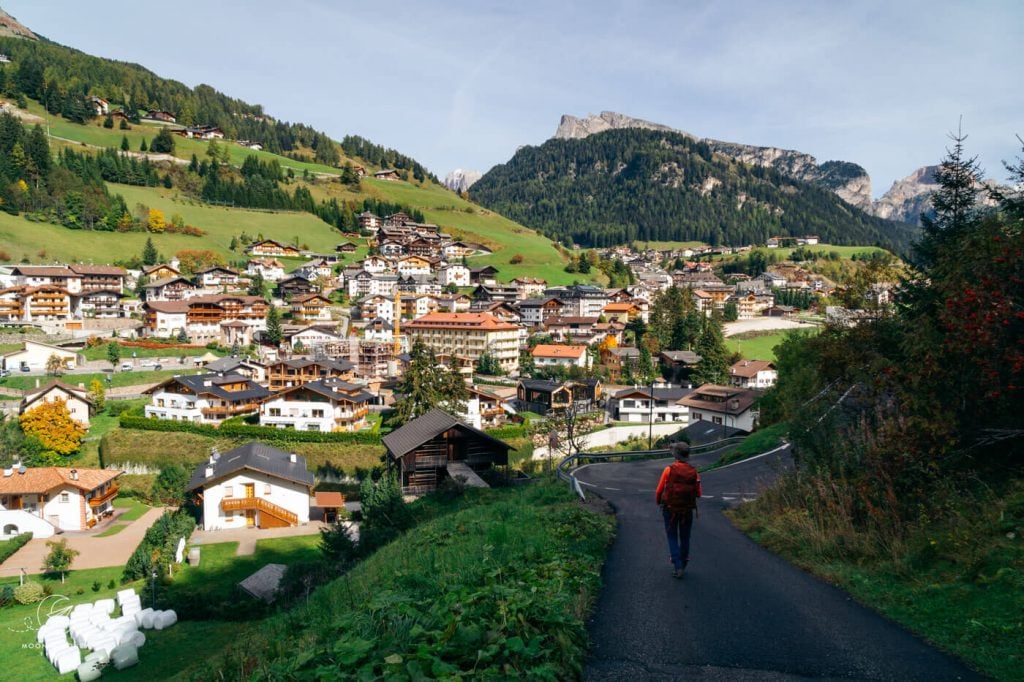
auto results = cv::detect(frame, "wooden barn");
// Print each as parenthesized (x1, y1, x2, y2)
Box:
(382, 409, 511, 494)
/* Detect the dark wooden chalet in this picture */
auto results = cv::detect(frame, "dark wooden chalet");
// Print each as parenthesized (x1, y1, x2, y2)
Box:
(382, 409, 511, 494)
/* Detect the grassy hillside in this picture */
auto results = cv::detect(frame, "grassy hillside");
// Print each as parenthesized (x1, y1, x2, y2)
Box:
(12, 99, 581, 283)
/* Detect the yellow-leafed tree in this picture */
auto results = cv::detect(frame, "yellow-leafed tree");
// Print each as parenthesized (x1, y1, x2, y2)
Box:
(19, 398, 87, 456)
(148, 208, 166, 233)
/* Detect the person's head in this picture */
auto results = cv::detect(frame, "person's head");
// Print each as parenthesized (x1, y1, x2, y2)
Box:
(671, 441, 690, 461)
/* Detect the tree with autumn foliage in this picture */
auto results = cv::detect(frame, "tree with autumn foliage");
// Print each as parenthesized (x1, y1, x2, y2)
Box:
(19, 397, 87, 456)
(174, 249, 226, 276)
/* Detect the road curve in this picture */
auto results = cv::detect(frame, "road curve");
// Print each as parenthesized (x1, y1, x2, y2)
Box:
(576, 447, 984, 681)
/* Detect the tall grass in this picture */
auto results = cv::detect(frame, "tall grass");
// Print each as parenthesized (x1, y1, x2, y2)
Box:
(731, 474, 1024, 679)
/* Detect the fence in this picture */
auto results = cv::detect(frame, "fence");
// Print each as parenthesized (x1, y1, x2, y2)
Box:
(555, 436, 747, 500)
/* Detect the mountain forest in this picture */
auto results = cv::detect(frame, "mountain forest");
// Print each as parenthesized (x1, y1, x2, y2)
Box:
(471, 128, 917, 251)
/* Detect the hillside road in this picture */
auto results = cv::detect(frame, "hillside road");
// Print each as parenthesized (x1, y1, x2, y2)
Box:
(576, 448, 984, 681)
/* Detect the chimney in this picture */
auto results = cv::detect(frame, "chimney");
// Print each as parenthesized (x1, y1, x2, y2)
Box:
(289, 453, 297, 464)
(70, 469, 78, 481)
(205, 465, 214, 478)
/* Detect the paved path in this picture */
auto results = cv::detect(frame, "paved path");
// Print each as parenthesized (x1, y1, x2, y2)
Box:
(191, 521, 332, 556)
(4, 506, 165, 575)
(574, 449, 984, 681)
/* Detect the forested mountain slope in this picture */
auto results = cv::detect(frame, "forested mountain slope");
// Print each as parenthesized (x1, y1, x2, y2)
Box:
(472, 128, 917, 251)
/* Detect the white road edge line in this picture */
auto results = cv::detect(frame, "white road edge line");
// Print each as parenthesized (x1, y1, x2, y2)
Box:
(706, 444, 789, 472)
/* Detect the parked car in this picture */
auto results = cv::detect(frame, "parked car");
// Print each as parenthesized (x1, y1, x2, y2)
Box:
(20, 364, 31, 372)
(153, 364, 163, 371)
(0, 369, 9, 378)
(121, 362, 133, 371)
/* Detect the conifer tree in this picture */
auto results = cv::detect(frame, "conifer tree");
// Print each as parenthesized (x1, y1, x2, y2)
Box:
(120, 135, 129, 151)
(265, 305, 282, 346)
(692, 315, 729, 386)
(142, 237, 158, 265)
(394, 338, 468, 423)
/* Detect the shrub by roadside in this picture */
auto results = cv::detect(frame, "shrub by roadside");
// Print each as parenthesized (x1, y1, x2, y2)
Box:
(0, 533, 32, 565)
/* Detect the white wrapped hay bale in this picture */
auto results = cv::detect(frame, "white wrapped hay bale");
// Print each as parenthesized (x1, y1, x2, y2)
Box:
(45, 642, 71, 666)
(141, 610, 156, 630)
(55, 647, 81, 675)
(129, 630, 146, 648)
(110, 643, 139, 671)
(162, 609, 177, 626)
(134, 607, 154, 627)
(77, 658, 103, 682)
(94, 598, 116, 614)
(116, 589, 137, 605)
(89, 640, 114, 663)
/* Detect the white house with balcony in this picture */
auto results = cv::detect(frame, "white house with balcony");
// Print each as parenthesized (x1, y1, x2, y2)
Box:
(0, 466, 122, 538)
(260, 380, 375, 432)
(144, 373, 270, 424)
(185, 443, 314, 531)
(613, 384, 693, 424)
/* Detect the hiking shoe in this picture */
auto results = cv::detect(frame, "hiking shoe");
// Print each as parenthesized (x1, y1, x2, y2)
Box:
(672, 568, 684, 579)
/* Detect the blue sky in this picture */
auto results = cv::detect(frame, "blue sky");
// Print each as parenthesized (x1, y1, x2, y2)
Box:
(6, 0, 1022, 196)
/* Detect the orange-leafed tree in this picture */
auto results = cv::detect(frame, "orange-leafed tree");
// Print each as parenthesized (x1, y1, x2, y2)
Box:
(148, 208, 166, 233)
(19, 398, 87, 456)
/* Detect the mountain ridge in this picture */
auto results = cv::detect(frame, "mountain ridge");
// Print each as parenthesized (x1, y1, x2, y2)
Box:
(554, 111, 874, 211)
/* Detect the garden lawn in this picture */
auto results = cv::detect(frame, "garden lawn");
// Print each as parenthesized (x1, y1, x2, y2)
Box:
(94, 523, 129, 537)
(707, 422, 789, 470)
(112, 496, 151, 522)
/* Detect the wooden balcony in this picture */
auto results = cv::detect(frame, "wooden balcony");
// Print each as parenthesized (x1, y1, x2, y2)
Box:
(201, 404, 257, 418)
(221, 496, 298, 526)
(89, 483, 119, 508)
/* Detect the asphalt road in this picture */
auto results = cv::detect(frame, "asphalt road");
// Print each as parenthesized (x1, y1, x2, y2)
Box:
(576, 447, 985, 681)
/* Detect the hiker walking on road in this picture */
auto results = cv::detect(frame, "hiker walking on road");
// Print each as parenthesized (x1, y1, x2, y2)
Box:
(655, 442, 701, 578)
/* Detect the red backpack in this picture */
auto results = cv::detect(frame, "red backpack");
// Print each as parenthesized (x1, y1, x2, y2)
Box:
(663, 461, 699, 514)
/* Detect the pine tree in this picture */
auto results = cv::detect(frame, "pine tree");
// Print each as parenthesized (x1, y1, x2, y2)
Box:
(120, 135, 129, 151)
(692, 315, 729, 386)
(142, 237, 158, 265)
(394, 338, 468, 422)
(265, 305, 282, 346)
(150, 128, 175, 154)
(139, 138, 148, 152)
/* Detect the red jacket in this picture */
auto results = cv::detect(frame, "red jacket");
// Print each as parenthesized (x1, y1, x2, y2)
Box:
(655, 463, 702, 505)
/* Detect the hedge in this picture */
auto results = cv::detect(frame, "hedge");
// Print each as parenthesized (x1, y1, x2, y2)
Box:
(0, 532, 32, 565)
(485, 425, 529, 440)
(119, 415, 384, 444)
(123, 509, 196, 583)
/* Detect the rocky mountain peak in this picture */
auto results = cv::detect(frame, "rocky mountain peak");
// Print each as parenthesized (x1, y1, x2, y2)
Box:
(0, 9, 38, 40)
(444, 168, 482, 193)
(554, 111, 693, 141)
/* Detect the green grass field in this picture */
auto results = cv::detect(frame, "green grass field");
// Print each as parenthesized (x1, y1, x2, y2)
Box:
(81, 343, 222, 362)
(15, 99, 584, 285)
(725, 331, 789, 361)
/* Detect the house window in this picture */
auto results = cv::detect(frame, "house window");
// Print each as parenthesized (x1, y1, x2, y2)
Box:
(712, 416, 723, 425)
(224, 485, 233, 497)
(312, 409, 324, 418)
(61, 492, 70, 503)
(693, 412, 703, 421)
(269, 408, 281, 417)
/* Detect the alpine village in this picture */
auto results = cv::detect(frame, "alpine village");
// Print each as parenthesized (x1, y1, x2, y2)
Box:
(0, 6, 1019, 682)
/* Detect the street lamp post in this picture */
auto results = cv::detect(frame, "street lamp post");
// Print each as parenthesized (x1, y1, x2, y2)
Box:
(150, 568, 158, 609)
(648, 379, 655, 450)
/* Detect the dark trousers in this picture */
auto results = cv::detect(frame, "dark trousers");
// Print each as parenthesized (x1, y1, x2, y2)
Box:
(662, 507, 694, 570)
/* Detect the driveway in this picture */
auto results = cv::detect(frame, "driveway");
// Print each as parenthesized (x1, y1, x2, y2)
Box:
(190, 521, 337, 556)
(575, 449, 983, 680)
(4, 506, 165, 575)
